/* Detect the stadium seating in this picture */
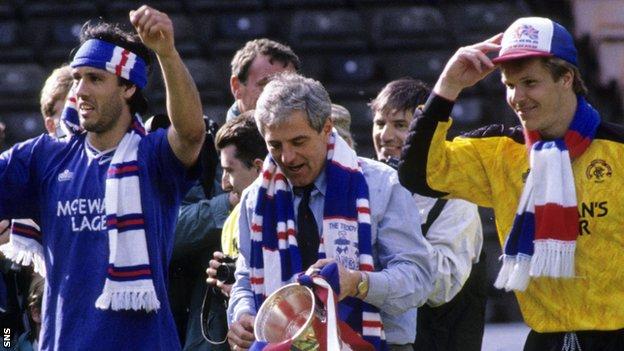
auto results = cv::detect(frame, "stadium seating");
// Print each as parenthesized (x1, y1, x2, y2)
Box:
(288, 10, 368, 51)
(0, 0, 618, 152)
(369, 6, 450, 50)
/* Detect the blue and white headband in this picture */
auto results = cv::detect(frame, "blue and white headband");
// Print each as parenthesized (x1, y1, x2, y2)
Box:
(59, 39, 148, 137)
(71, 38, 148, 89)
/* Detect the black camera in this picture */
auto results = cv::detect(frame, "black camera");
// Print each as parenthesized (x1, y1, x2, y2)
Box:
(215, 256, 237, 285)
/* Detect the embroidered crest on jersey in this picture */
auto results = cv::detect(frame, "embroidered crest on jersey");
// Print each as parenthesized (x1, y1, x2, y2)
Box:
(586, 159, 612, 183)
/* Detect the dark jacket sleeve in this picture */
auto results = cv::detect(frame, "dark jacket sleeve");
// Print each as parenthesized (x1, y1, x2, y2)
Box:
(399, 93, 455, 198)
(172, 185, 230, 260)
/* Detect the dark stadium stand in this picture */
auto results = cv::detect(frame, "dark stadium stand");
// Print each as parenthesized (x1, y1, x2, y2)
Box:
(369, 6, 450, 50)
(288, 9, 368, 51)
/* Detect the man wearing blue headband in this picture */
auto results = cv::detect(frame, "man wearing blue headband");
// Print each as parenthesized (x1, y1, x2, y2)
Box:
(399, 17, 624, 350)
(0, 5, 204, 350)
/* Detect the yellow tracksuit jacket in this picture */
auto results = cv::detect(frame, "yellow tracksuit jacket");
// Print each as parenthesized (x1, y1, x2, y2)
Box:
(399, 94, 624, 332)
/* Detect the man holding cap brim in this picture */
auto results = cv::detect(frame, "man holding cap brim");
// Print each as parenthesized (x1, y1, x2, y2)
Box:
(399, 17, 624, 350)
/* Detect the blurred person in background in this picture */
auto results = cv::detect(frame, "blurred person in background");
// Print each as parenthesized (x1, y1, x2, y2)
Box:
(14, 275, 44, 351)
(330, 103, 355, 148)
(370, 77, 486, 351)
(226, 39, 300, 121)
(0, 64, 72, 349)
(40, 65, 73, 137)
(200, 111, 267, 351)
(166, 113, 226, 349)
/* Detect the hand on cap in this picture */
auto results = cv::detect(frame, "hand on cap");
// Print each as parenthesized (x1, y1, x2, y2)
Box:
(129, 5, 175, 57)
(433, 33, 503, 101)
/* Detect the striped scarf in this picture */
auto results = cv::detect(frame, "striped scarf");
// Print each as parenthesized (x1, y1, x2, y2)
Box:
(495, 96, 600, 292)
(249, 131, 386, 350)
(94, 116, 161, 312)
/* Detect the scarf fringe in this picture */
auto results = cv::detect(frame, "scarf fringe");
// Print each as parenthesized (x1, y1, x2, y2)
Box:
(506, 254, 531, 291)
(0, 242, 46, 277)
(530, 240, 575, 278)
(493, 255, 514, 290)
(494, 254, 531, 291)
(95, 289, 160, 312)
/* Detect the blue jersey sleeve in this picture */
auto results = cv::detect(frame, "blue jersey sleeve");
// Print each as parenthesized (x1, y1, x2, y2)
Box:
(0, 135, 47, 220)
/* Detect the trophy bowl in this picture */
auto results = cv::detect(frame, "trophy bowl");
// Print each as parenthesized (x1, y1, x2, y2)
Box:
(254, 283, 323, 349)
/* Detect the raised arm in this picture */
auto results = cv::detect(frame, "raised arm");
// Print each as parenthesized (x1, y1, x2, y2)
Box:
(399, 35, 505, 206)
(130, 5, 205, 167)
(433, 33, 502, 101)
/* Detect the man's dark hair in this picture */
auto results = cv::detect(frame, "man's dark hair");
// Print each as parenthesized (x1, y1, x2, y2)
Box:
(78, 21, 154, 115)
(369, 78, 430, 116)
(215, 110, 267, 168)
(231, 39, 300, 84)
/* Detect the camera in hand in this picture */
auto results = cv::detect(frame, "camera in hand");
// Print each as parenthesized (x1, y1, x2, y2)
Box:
(215, 256, 237, 285)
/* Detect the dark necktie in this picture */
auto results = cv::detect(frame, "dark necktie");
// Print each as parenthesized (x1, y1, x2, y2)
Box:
(295, 184, 319, 269)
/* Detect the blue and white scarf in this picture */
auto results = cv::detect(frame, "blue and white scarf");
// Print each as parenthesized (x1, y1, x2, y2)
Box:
(495, 96, 600, 292)
(249, 130, 386, 350)
(94, 116, 161, 312)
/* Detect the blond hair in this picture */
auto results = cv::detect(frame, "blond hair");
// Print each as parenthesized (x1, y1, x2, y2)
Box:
(40, 65, 73, 119)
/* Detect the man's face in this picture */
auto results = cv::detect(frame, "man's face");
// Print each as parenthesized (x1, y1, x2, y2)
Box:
(233, 54, 296, 113)
(220, 144, 260, 196)
(263, 110, 331, 187)
(44, 99, 66, 135)
(501, 58, 571, 138)
(50, 99, 65, 122)
(72, 66, 130, 133)
(372, 109, 412, 161)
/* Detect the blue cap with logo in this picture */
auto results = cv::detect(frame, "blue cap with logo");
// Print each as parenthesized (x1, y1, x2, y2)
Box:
(492, 17, 578, 67)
